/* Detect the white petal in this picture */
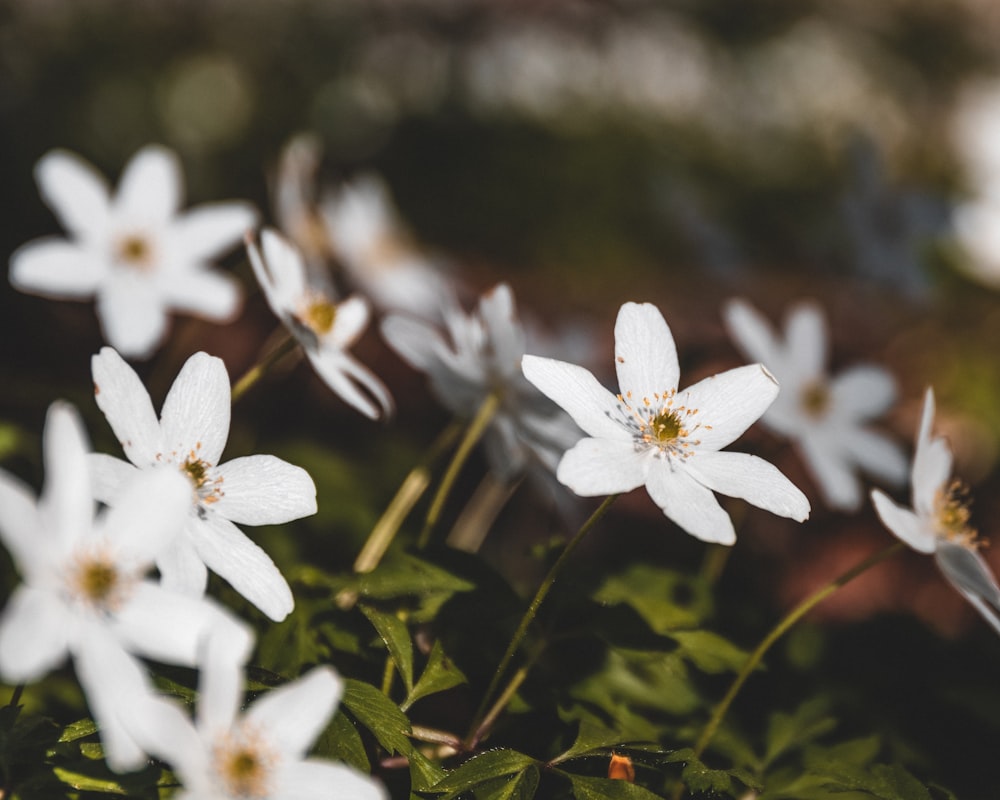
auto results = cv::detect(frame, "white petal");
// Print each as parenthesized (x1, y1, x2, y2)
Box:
(92, 347, 163, 465)
(645, 464, 736, 545)
(828, 365, 897, 420)
(9, 239, 106, 298)
(160, 352, 231, 465)
(115, 145, 182, 224)
(681, 364, 778, 451)
(839, 426, 908, 487)
(157, 536, 210, 596)
(935, 543, 1000, 636)
(276, 760, 387, 800)
(40, 402, 95, 553)
(308, 349, 394, 420)
(0, 586, 71, 682)
(556, 437, 649, 496)
(380, 314, 447, 373)
(0, 471, 46, 577)
(112, 581, 253, 668)
(247, 666, 343, 760)
(213, 455, 317, 525)
(328, 296, 369, 350)
(126, 695, 207, 787)
(90, 453, 140, 504)
(521, 355, 627, 441)
(196, 639, 248, 737)
(95, 274, 170, 360)
(161, 269, 243, 321)
(35, 150, 111, 238)
(260, 229, 310, 313)
(192, 514, 294, 622)
(99, 467, 191, 564)
(784, 301, 826, 381)
(912, 388, 952, 513)
(685, 451, 810, 522)
(798, 432, 863, 511)
(479, 284, 525, 376)
(171, 202, 258, 262)
(722, 298, 785, 372)
(614, 302, 680, 402)
(870, 489, 935, 553)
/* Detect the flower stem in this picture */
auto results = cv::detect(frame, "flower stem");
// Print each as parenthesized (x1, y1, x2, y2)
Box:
(352, 421, 463, 575)
(417, 393, 501, 549)
(230, 334, 299, 403)
(468, 494, 620, 737)
(688, 540, 906, 767)
(6, 684, 23, 708)
(467, 663, 531, 749)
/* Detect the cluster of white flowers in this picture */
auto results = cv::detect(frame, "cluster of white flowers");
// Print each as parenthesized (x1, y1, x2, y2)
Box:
(3, 140, 999, 796)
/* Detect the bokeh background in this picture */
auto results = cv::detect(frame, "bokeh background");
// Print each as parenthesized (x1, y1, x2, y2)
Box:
(3, 0, 1000, 796)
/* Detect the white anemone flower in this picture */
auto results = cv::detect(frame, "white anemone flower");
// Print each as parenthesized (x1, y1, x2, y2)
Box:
(382, 283, 583, 481)
(9, 146, 257, 359)
(135, 662, 387, 800)
(871, 388, 1000, 635)
(522, 302, 810, 545)
(723, 298, 907, 512)
(321, 173, 456, 322)
(247, 229, 393, 420)
(0, 403, 254, 772)
(90, 347, 318, 622)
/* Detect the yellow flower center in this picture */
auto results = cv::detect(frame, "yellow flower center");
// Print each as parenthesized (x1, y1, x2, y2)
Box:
(214, 726, 277, 799)
(67, 549, 132, 613)
(933, 480, 981, 549)
(618, 388, 710, 460)
(115, 234, 154, 269)
(182, 453, 223, 505)
(800, 380, 830, 418)
(299, 299, 336, 336)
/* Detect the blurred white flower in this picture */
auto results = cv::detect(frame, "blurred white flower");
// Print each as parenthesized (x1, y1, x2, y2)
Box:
(382, 283, 582, 481)
(135, 661, 386, 800)
(321, 173, 456, 322)
(9, 145, 256, 359)
(872, 389, 1000, 635)
(0, 402, 253, 772)
(723, 298, 907, 511)
(90, 347, 317, 622)
(272, 133, 331, 273)
(247, 229, 393, 420)
(522, 302, 810, 544)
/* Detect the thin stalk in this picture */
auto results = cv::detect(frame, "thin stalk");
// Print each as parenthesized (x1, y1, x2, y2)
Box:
(230, 334, 299, 403)
(467, 664, 531, 750)
(690, 541, 906, 761)
(352, 421, 463, 574)
(7, 684, 23, 708)
(469, 494, 620, 735)
(417, 393, 501, 549)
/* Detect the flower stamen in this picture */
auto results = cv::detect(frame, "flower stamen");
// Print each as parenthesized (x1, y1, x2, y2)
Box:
(800, 380, 830, 418)
(213, 725, 278, 800)
(115, 234, 155, 270)
(933, 480, 981, 549)
(66, 548, 133, 613)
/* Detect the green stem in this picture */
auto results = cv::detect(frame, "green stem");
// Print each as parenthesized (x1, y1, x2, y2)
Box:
(690, 541, 906, 761)
(417, 393, 501, 549)
(7, 684, 23, 708)
(352, 421, 463, 575)
(469, 494, 620, 735)
(230, 334, 299, 403)
(467, 663, 531, 750)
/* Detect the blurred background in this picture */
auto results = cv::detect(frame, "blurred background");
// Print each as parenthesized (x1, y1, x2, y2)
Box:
(3, 0, 1000, 794)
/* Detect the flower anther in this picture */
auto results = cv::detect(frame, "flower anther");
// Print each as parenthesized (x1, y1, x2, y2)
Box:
(65, 547, 135, 613)
(213, 724, 279, 800)
(799, 380, 831, 418)
(115, 233, 155, 270)
(934, 480, 981, 549)
(617, 389, 709, 460)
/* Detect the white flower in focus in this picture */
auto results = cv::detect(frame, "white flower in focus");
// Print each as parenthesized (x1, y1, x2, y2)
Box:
(723, 298, 907, 511)
(9, 146, 257, 359)
(90, 347, 318, 622)
(0, 403, 253, 772)
(871, 388, 1000, 635)
(522, 302, 810, 545)
(321, 173, 456, 322)
(136, 662, 387, 800)
(247, 229, 393, 420)
(382, 283, 582, 481)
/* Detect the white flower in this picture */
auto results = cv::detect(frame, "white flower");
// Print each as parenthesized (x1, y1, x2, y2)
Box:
(0, 402, 254, 772)
(9, 145, 256, 359)
(321, 173, 456, 322)
(723, 298, 907, 511)
(382, 283, 582, 480)
(247, 229, 393, 420)
(522, 302, 810, 545)
(90, 347, 317, 622)
(871, 388, 1000, 635)
(135, 662, 387, 800)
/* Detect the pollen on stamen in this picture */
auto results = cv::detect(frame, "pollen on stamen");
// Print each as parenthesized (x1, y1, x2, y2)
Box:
(67, 549, 131, 613)
(213, 726, 278, 800)
(934, 480, 980, 549)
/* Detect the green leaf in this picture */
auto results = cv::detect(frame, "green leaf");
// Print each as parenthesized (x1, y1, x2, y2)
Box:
(664, 748, 759, 796)
(431, 750, 538, 795)
(469, 766, 540, 800)
(53, 768, 129, 794)
(340, 679, 413, 756)
(571, 648, 700, 716)
(764, 698, 837, 767)
(57, 718, 98, 743)
(360, 603, 415, 693)
(563, 774, 664, 799)
(666, 630, 749, 674)
(409, 748, 449, 792)
(314, 712, 370, 772)
(311, 553, 476, 601)
(594, 563, 711, 632)
(403, 639, 468, 710)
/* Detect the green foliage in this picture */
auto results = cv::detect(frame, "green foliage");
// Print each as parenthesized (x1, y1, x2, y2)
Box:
(404, 639, 468, 711)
